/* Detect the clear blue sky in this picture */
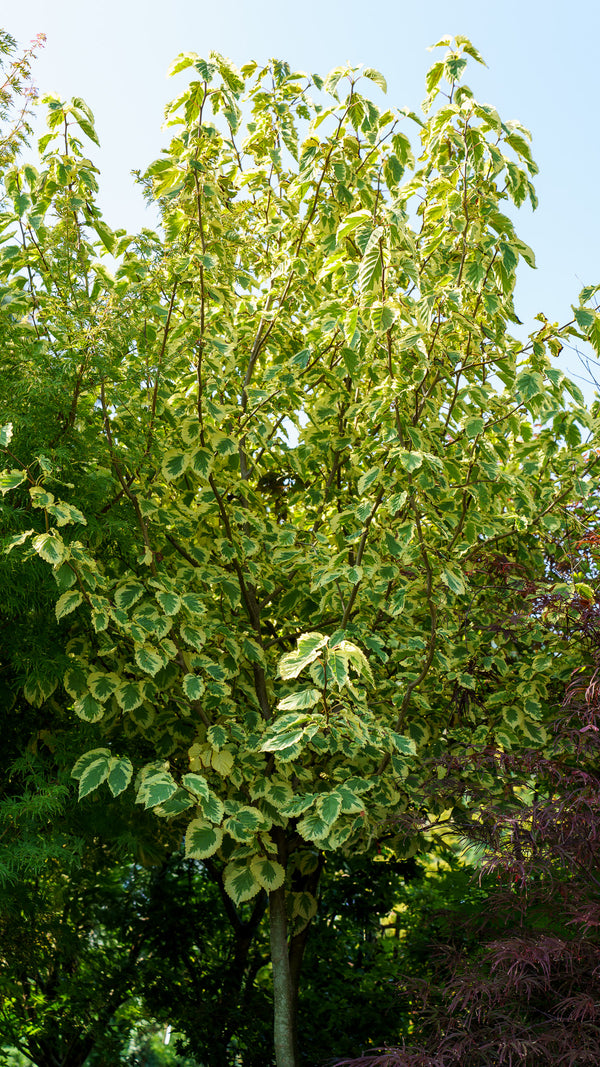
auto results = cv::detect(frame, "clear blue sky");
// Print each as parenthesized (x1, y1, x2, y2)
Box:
(7, 0, 600, 391)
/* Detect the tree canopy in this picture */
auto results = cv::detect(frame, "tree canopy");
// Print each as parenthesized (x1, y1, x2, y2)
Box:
(1, 33, 600, 1066)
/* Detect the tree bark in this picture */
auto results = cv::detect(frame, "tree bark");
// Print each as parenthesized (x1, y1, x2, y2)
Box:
(269, 883, 298, 1067)
(287, 853, 324, 1062)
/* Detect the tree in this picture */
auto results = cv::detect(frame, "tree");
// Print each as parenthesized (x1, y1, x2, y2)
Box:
(333, 558, 600, 1067)
(2, 34, 600, 1066)
(0, 29, 45, 169)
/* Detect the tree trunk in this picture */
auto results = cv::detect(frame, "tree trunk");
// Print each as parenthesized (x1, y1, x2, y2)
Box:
(287, 853, 324, 1063)
(269, 883, 297, 1067)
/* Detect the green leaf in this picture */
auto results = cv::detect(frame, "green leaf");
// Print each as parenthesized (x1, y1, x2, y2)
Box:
(93, 218, 116, 253)
(464, 417, 485, 437)
(64, 662, 88, 700)
(55, 590, 83, 621)
(185, 818, 223, 859)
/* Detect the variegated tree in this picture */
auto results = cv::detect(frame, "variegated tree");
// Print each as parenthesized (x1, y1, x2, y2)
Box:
(2, 36, 600, 1067)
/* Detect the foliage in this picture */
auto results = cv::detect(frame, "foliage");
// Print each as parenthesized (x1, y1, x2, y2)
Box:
(0, 30, 45, 169)
(2, 31, 600, 1065)
(335, 562, 600, 1066)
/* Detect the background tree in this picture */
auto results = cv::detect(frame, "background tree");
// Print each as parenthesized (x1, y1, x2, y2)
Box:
(0, 29, 45, 169)
(334, 541, 600, 1067)
(2, 34, 600, 1067)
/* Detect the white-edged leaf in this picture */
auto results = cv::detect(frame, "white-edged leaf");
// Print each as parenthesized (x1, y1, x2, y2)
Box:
(182, 772, 210, 800)
(73, 693, 105, 723)
(189, 448, 213, 477)
(77, 752, 110, 798)
(183, 673, 205, 700)
(32, 532, 66, 565)
(357, 467, 380, 495)
(134, 646, 164, 675)
(202, 792, 225, 824)
(363, 67, 387, 93)
(115, 681, 145, 712)
(211, 749, 234, 776)
(55, 590, 83, 621)
(0, 422, 13, 447)
(156, 589, 181, 615)
(208, 723, 228, 749)
(162, 450, 189, 480)
(137, 770, 178, 809)
(441, 565, 466, 595)
(278, 632, 328, 680)
(277, 688, 322, 711)
(29, 487, 55, 508)
(71, 747, 111, 780)
(223, 860, 261, 905)
(114, 582, 145, 611)
(87, 671, 119, 702)
(250, 856, 285, 891)
(0, 470, 26, 494)
(185, 818, 223, 859)
(107, 756, 133, 797)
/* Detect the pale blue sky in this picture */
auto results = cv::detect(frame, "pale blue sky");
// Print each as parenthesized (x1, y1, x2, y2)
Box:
(7, 0, 600, 390)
